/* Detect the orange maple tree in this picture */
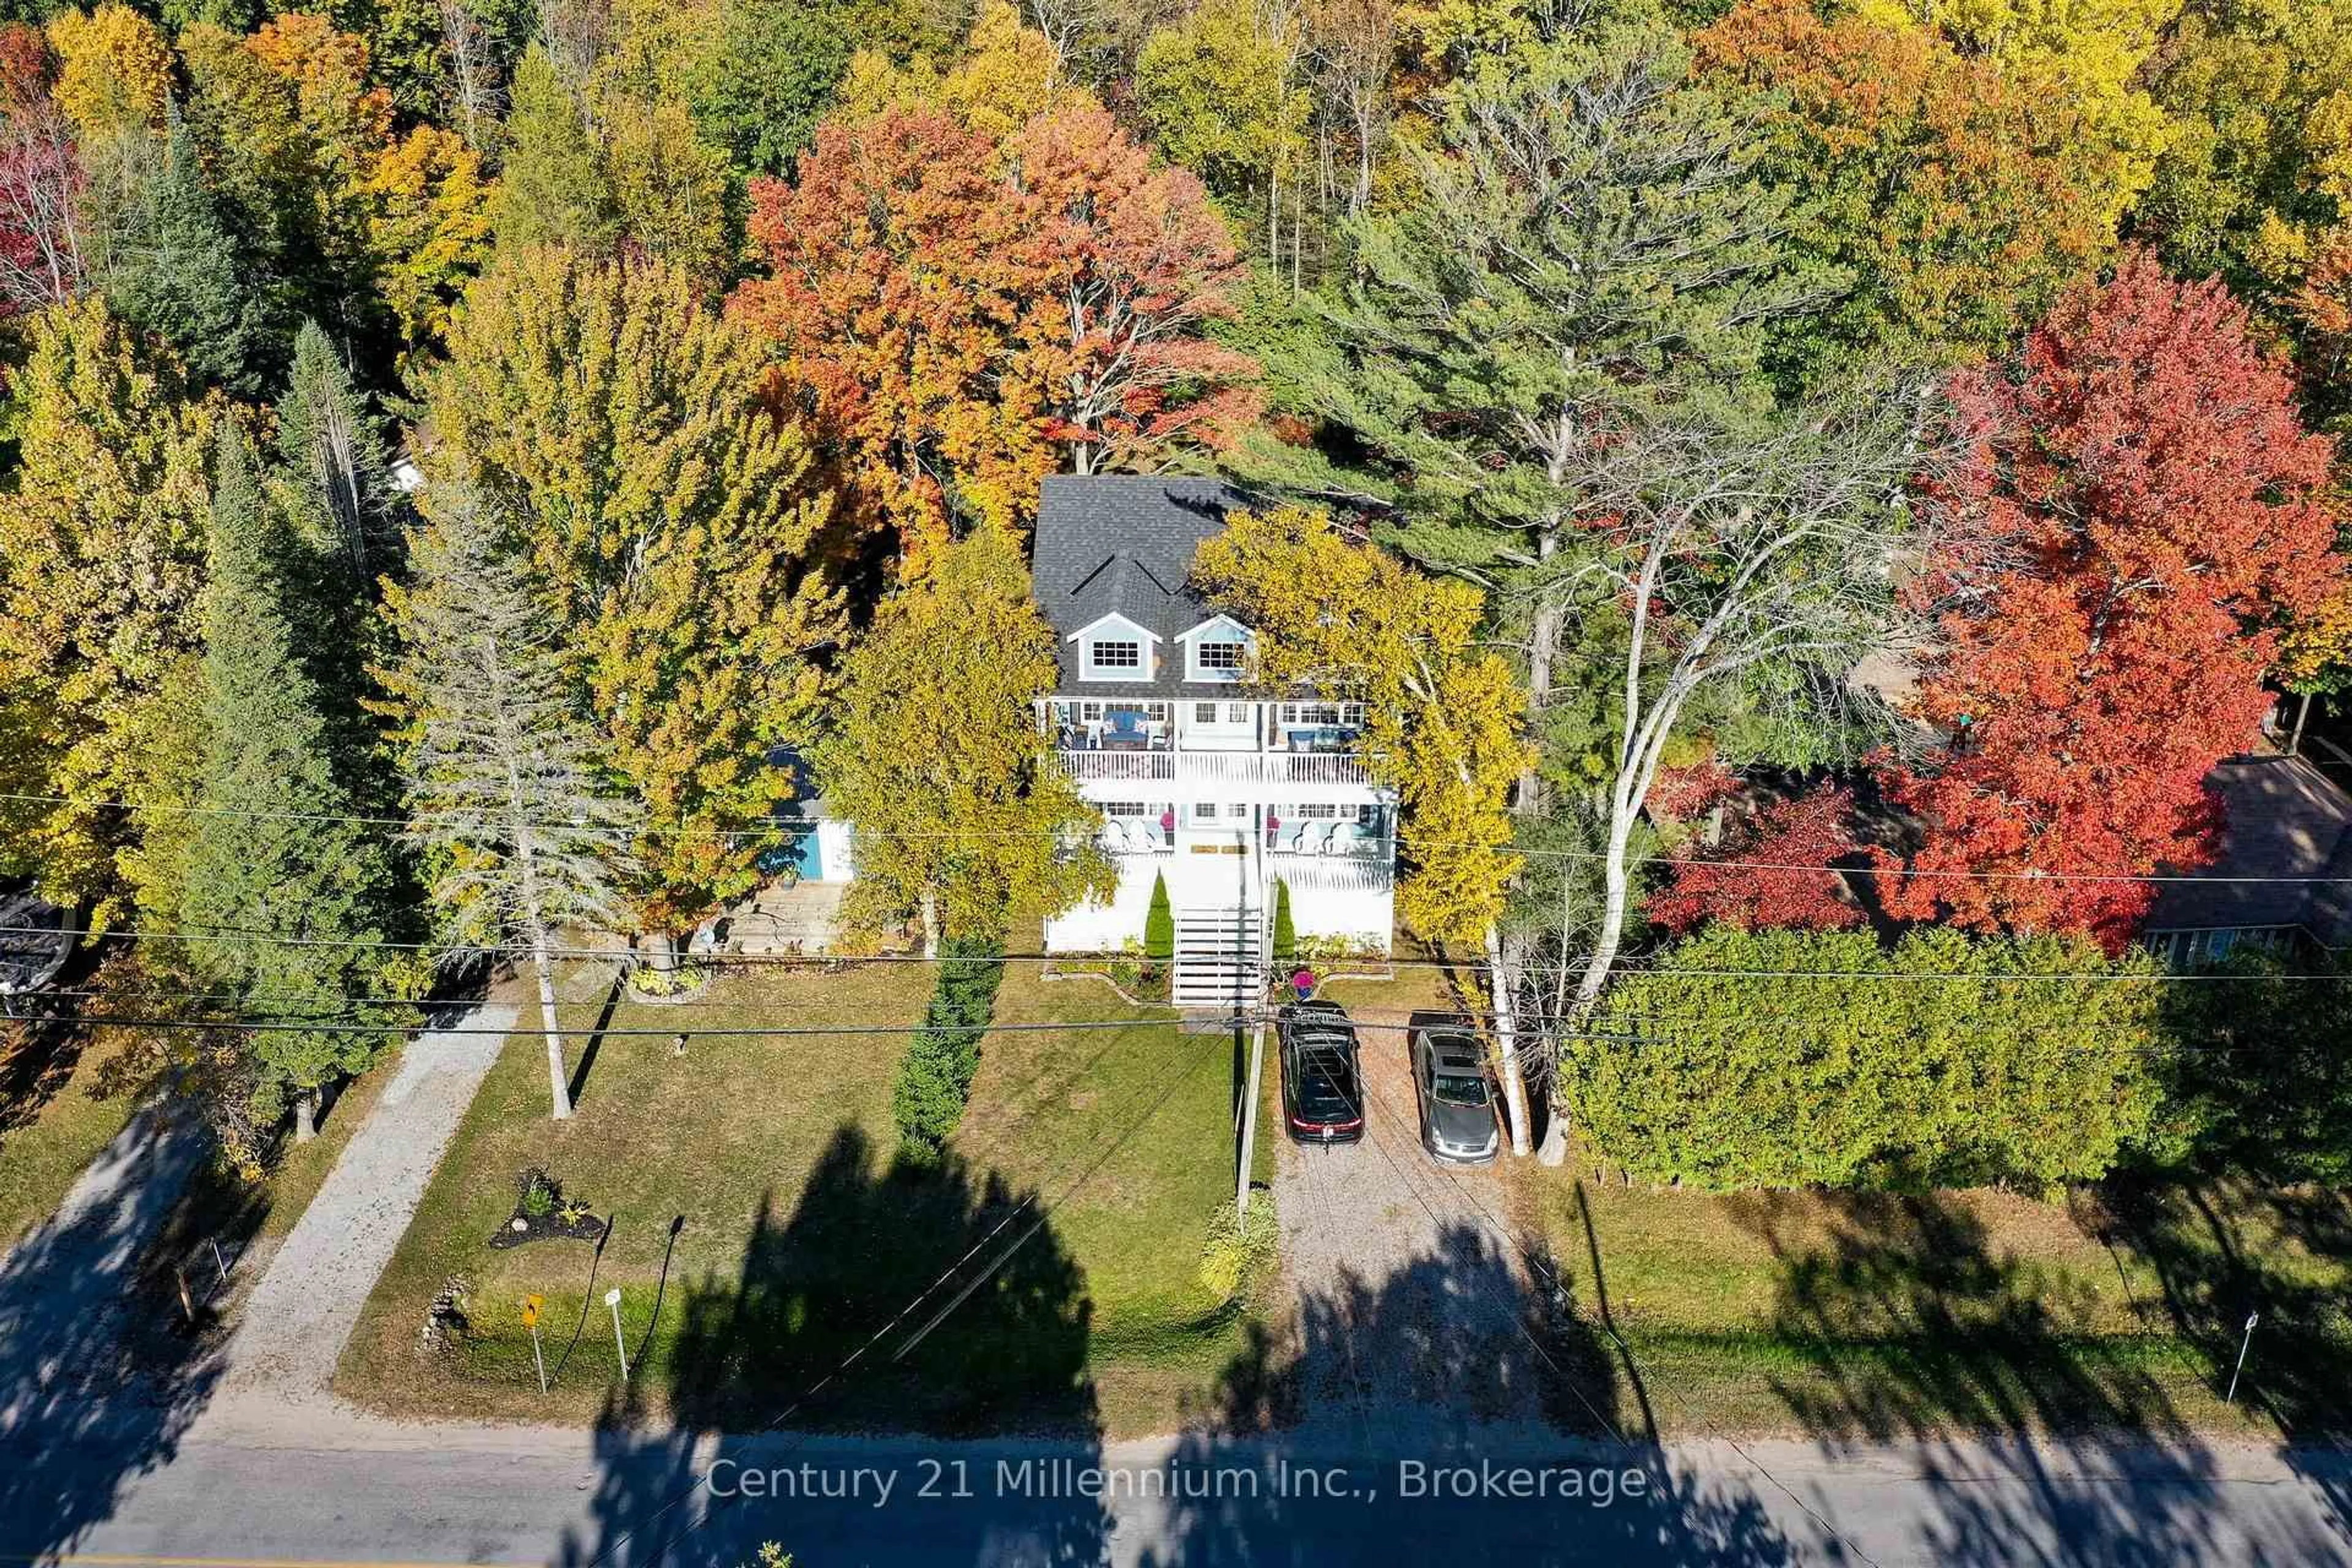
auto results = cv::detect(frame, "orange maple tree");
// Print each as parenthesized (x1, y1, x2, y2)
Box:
(732, 102, 1256, 561)
(1877, 251, 2347, 946)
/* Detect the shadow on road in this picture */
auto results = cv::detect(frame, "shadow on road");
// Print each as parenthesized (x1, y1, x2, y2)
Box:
(0, 1103, 227, 1559)
(1738, 1186, 2352, 1564)
(1144, 1216, 1805, 1565)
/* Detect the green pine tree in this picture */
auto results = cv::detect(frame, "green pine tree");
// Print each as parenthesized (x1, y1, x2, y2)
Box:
(382, 486, 643, 1121)
(493, 47, 619, 255)
(1270, 879, 1296, 968)
(276, 320, 401, 586)
(109, 110, 285, 399)
(180, 426, 402, 1140)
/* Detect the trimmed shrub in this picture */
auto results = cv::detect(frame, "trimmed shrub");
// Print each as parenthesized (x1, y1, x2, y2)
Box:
(1561, 926, 2169, 1190)
(894, 933, 1007, 1161)
(1270, 879, 1297, 968)
(1144, 870, 1174, 964)
(2151, 948, 2352, 1182)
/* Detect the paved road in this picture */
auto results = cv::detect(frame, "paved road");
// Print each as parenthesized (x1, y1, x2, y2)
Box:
(10, 1418, 2352, 1566)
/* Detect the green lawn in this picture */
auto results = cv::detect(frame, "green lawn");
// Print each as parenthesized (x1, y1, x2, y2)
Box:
(339, 952, 1278, 1438)
(1505, 1158, 2352, 1440)
(0, 1033, 142, 1256)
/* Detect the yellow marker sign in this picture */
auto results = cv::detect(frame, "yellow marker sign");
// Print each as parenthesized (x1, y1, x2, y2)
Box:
(521, 1293, 543, 1329)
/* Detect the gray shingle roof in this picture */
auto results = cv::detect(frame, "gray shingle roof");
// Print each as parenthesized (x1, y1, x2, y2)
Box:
(1030, 475, 1263, 696)
(2143, 755, 2352, 948)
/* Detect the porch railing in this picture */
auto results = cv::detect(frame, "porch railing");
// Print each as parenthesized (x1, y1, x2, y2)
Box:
(1057, 750, 1373, 787)
(1272, 858, 1395, 894)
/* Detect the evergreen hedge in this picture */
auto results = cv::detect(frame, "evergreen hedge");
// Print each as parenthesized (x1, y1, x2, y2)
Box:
(1562, 926, 2171, 1191)
(893, 933, 1008, 1161)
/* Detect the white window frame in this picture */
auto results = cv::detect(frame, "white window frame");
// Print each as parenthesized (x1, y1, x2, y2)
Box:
(1280, 701, 1366, 728)
(1101, 800, 1149, 818)
(1086, 638, 1144, 677)
(1191, 639, 1248, 680)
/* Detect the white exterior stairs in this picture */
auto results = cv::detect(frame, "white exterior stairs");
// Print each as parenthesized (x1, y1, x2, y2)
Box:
(1172, 903, 1264, 1013)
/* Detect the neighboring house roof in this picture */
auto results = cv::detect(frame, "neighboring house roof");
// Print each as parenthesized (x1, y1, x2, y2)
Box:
(2142, 755, 2352, 948)
(1031, 475, 1261, 696)
(0, 879, 75, 996)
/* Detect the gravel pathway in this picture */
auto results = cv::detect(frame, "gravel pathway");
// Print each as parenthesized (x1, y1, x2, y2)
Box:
(211, 1006, 514, 1413)
(1272, 1008, 1556, 1442)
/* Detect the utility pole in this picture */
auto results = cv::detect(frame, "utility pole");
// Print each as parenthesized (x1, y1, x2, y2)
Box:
(1237, 1016, 1266, 1217)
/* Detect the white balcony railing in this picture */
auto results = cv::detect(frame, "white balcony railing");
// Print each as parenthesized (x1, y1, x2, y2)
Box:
(1057, 749, 1372, 788)
(1273, 857, 1394, 894)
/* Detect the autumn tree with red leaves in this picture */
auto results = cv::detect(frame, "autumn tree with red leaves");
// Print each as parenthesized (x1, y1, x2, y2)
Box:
(1651, 786, 1863, 934)
(1878, 251, 2346, 946)
(732, 102, 1256, 560)
(1011, 107, 1259, 477)
(0, 23, 83, 315)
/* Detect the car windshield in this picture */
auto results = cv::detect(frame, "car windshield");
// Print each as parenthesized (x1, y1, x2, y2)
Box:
(1433, 1072, 1488, 1107)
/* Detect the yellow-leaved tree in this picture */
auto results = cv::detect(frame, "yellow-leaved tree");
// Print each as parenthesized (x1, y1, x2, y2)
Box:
(0, 297, 227, 919)
(415, 246, 843, 956)
(1853, 0, 2179, 226)
(818, 526, 1113, 954)
(839, 0, 1095, 145)
(1191, 505, 1537, 1152)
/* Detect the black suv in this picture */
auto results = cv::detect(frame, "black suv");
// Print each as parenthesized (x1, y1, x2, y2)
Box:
(1278, 1000, 1364, 1144)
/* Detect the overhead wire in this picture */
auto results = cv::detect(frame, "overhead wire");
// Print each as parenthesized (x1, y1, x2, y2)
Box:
(6, 785, 2351, 883)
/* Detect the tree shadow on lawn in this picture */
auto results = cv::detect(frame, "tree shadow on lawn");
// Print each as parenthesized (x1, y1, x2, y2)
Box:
(555, 1121, 1112, 1567)
(1735, 1188, 2197, 1444)
(1141, 1218, 1805, 1566)
(0, 1101, 228, 1560)
(2086, 1178, 2352, 1438)
(1737, 1187, 2352, 1567)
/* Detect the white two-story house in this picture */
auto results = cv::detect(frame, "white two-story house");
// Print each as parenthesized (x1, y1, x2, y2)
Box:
(1031, 477, 1397, 1001)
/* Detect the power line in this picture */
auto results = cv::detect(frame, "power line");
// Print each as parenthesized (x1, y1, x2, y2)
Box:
(8, 921, 2340, 987)
(1335, 1072, 1885, 1567)
(9, 785, 2351, 884)
(34, 1012, 1213, 1038)
(590, 1027, 1226, 1568)
(0, 918, 1555, 972)
(16, 992, 2322, 1057)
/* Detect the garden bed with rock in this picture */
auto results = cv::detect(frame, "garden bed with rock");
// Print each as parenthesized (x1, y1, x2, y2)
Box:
(488, 1168, 606, 1249)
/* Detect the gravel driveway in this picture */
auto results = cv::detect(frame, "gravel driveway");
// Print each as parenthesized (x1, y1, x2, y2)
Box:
(1272, 1006, 1561, 1441)
(209, 1005, 514, 1419)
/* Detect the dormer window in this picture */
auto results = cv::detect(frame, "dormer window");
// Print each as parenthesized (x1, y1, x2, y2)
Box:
(1196, 640, 1245, 676)
(1069, 612, 1158, 681)
(1179, 616, 1253, 682)
(1090, 639, 1140, 673)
